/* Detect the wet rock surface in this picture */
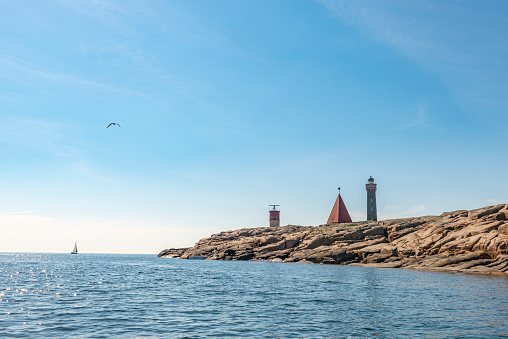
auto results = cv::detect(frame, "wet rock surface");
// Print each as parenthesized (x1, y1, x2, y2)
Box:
(158, 204, 508, 275)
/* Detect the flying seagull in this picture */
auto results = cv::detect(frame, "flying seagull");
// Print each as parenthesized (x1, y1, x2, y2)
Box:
(107, 123, 121, 128)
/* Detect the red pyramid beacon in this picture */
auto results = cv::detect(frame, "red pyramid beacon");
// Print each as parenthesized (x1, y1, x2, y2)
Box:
(327, 187, 352, 224)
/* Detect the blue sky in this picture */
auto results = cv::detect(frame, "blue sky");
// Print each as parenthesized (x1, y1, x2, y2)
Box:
(0, 0, 507, 253)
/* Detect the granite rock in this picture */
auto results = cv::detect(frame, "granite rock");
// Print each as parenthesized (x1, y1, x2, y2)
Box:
(159, 204, 508, 275)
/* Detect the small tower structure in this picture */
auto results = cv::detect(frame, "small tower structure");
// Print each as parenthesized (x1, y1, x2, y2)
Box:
(366, 176, 377, 221)
(269, 205, 280, 227)
(327, 188, 352, 224)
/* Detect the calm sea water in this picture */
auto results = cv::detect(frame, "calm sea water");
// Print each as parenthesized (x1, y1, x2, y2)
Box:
(0, 253, 507, 338)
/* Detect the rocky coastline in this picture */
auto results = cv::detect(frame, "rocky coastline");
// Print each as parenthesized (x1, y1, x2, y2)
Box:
(159, 204, 508, 275)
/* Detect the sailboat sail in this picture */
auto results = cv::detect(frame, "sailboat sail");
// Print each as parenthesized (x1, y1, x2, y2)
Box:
(71, 242, 78, 254)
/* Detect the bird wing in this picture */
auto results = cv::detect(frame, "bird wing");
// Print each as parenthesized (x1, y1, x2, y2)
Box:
(107, 123, 113, 128)
(117, 124, 121, 128)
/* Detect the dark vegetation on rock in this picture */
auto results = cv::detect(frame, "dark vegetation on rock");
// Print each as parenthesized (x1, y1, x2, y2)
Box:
(158, 204, 508, 274)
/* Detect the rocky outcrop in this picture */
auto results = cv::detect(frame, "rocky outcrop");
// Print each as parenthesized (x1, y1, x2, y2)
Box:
(157, 248, 188, 258)
(158, 204, 508, 274)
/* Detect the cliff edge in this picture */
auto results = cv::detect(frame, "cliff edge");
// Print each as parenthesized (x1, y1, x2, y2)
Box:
(159, 204, 508, 274)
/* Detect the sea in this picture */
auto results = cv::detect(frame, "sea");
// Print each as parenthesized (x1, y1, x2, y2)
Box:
(0, 253, 507, 338)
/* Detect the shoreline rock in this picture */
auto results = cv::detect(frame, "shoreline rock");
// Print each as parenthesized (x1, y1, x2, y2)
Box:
(158, 204, 508, 275)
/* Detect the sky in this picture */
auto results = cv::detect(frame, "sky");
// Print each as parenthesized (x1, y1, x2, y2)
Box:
(0, 0, 507, 254)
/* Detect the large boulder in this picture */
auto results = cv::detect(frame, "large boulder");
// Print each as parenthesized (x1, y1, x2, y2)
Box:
(304, 235, 334, 250)
(468, 204, 505, 220)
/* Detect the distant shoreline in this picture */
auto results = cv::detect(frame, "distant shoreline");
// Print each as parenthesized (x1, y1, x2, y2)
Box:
(159, 204, 508, 275)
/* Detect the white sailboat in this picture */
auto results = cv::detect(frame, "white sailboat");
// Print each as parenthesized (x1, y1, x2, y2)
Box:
(71, 242, 78, 254)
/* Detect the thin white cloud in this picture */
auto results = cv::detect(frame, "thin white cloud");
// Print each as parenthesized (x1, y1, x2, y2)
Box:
(0, 211, 33, 215)
(0, 53, 147, 97)
(407, 204, 427, 214)
(377, 204, 428, 220)
(350, 204, 427, 221)
(71, 160, 114, 181)
(55, 0, 248, 59)
(403, 107, 432, 129)
(349, 210, 365, 221)
(316, 0, 508, 117)
(0, 117, 111, 181)
(54, 0, 129, 30)
(482, 199, 498, 205)
(0, 117, 78, 158)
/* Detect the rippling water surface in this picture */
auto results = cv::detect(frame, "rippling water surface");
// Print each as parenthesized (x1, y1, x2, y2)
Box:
(0, 253, 507, 338)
